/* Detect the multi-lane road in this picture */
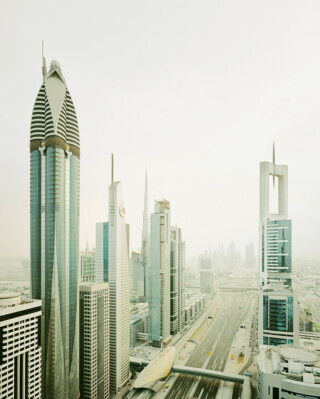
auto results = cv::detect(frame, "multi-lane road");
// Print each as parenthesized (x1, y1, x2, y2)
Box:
(165, 292, 255, 399)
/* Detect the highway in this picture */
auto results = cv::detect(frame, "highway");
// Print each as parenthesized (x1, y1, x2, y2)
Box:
(165, 292, 254, 399)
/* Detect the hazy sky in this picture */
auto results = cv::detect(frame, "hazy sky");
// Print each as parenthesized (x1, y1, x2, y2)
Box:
(1, 0, 320, 259)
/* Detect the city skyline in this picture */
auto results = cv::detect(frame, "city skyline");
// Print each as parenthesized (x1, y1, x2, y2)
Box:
(1, 1, 320, 260)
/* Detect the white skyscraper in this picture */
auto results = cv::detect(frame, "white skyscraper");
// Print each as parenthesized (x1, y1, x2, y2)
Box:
(0, 293, 42, 398)
(79, 283, 109, 399)
(108, 156, 130, 394)
(258, 146, 298, 347)
(148, 199, 171, 347)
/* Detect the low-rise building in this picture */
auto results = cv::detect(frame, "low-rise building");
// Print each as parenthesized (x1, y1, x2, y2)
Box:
(257, 345, 320, 398)
(0, 292, 41, 399)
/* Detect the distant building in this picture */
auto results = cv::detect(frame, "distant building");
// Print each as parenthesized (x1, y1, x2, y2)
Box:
(245, 241, 256, 268)
(258, 149, 299, 347)
(257, 345, 320, 398)
(0, 293, 41, 399)
(199, 251, 213, 295)
(131, 251, 144, 298)
(148, 200, 171, 347)
(79, 283, 109, 399)
(81, 248, 96, 282)
(96, 222, 109, 283)
(170, 226, 185, 335)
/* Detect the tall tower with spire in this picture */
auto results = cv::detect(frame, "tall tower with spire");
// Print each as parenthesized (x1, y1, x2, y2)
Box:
(30, 52, 80, 398)
(258, 145, 298, 347)
(108, 155, 130, 394)
(142, 170, 149, 299)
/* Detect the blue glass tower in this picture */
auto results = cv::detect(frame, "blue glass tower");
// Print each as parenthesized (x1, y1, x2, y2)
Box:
(30, 58, 80, 399)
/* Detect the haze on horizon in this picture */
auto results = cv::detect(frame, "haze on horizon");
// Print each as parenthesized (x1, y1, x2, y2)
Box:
(0, 0, 320, 260)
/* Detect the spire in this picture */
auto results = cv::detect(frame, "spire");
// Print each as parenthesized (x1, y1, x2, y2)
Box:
(142, 170, 149, 240)
(111, 153, 114, 184)
(42, 41, 47, 81)
(272, 142, 275, 188)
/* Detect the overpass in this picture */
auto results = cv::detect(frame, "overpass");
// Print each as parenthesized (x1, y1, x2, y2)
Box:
(131, 351, 252, 398)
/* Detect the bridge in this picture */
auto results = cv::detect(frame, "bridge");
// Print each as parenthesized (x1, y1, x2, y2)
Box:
(131, 349, 252, 398)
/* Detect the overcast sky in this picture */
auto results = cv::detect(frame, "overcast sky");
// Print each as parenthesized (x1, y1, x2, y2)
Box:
(1, 0, 320, 260)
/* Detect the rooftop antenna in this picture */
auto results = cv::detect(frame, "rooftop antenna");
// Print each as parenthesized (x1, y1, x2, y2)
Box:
(111, 153, 114, 184)
(42, 41, 47, 81)
(272, 141, 275, 188)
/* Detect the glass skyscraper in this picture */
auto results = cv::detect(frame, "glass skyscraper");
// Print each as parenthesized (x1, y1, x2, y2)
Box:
(30, 59, 80, 399)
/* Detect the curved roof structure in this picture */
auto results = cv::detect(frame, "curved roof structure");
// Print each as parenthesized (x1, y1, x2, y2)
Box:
(133, 347, 176, 389)
(30, 60, 80, 157)
(279, 347, 319, 365)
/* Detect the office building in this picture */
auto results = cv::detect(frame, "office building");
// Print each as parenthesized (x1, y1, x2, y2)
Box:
(148, 200, 171, 347)
(79, 283, 109, 399)
(131, 251, 144, 298)
(257, 345, 320, 398)
(199, 251, 213, 295)
(170, 226, 185, 335)
(30, 57, 80, 398)
(0, 293, 41, 399)
(81, 248, 96, 282)
(108, 156, 130, 394)
(258, 148, 299, 347)
(96, 222, 109, 283)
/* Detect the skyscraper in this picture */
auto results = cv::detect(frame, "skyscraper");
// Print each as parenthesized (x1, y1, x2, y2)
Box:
(79, 283, 109, 399)
(199, 250, 213, 295)
(141, 170, 149, 300)
(131, 171, 149, 300)
(80, 247, 96, 282)
(30, 56, 80, 398)
(131, 251, 144, 298)
(0, 293, 42, 399)
(170, 225, 185, 335)
(258, 147, 298, 346)
(108, 156, 130, 394)
(96, 222, 109, 283)
(148, 200, 171, 347)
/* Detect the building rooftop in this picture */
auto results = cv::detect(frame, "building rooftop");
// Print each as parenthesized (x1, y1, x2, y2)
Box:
(0, 292, 21, 307)
(259, 345, 320, 383)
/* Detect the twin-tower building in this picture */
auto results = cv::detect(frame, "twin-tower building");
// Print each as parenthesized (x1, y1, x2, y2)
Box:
(258, 149, 299, 347)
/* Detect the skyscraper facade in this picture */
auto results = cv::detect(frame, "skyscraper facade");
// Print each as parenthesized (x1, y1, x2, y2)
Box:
(30, 59, 80, 398)
(0, 293, 42, 399)
(170, 226, 185, 335)
(79, 283, 109, 399)
(148, 200, 171, 347)
(258, 152, 298, 347)
(96, 222, 109, 283)
(108, 163, 130, 394)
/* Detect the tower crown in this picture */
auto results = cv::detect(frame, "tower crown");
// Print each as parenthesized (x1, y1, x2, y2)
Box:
(30, 60, 80, 157)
